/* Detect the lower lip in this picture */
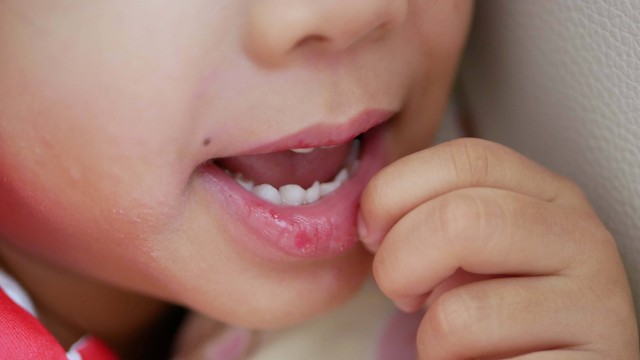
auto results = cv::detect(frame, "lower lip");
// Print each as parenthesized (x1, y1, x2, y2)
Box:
(199, 125, 388, 260)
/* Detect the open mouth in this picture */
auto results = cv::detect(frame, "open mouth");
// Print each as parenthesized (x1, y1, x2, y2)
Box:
(214, 136, 361, 206)
(199, 110, 394, 259)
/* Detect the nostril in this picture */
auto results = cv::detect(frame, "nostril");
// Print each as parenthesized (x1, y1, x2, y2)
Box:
(244, 0, 408, 67)
(294, 34, 329, 49)
(294, 22, 389, 53)
(293, 26, 390, 58)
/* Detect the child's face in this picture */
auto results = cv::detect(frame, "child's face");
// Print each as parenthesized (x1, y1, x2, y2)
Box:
(0, 0, 472, 328)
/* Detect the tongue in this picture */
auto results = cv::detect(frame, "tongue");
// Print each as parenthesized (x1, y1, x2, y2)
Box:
(217, 143, 351, 189)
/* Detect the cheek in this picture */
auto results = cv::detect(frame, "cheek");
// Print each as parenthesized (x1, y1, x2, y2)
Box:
(0, 4, 204, 255)
(0, 148, 163, 266)
(0, 2, 249, 306)
(0, 51, 208, 298)
(0, 0, 214, 208)
(416, 0, 474, 52)
(0, 95, 186, 284)
(0, 115, 176, 231)
(0, 141, 193, 301)
(384, 0, 473, 161)
(404, 0, 473, 79)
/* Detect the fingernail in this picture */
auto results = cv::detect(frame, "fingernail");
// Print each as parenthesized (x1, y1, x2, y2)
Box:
(357, 213, 368, 240)
(357, 214, 378, 252)
(395, 297, 421, 313)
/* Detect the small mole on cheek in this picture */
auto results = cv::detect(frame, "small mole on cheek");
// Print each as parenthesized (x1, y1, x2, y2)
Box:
(203, 137, 211, 146)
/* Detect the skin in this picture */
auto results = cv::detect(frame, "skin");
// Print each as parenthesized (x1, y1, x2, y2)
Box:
(0, 0, 471, 355)
(0, 0, 637, 359)
(359, 139, 640, 358)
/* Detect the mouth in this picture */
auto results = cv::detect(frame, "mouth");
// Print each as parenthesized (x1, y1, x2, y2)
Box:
(199, 109, 394, 259)
(215, 135, 361, 206)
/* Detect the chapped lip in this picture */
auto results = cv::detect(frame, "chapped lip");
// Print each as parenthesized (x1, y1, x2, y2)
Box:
(233, 109, 396, 156)
(198, 108, 396, 260)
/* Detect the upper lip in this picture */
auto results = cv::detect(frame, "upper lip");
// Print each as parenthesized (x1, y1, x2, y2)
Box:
(236, 109, 396, 156)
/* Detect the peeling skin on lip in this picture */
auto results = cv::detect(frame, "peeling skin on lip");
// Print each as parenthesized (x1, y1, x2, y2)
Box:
(259, 205, 354, 255)
(202, 162, 361, 258)
(198, 124, 387, 260)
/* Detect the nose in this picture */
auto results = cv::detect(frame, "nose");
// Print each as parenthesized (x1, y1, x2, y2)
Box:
(244, 0, 407, 66)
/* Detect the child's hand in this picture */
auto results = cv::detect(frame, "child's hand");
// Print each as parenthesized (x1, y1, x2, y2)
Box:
(359, 138, 639, 359)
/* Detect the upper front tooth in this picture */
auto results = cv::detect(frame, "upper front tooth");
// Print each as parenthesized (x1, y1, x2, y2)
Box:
(290, 148, 315, 154)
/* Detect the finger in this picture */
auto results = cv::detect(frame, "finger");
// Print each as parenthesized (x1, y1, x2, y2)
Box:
(359, 138, 586, 250)
(372, 187, 610, 306)
(418, 276, 593, 360)
(395, 269, 499, 312)
(508, 351, 598, 360)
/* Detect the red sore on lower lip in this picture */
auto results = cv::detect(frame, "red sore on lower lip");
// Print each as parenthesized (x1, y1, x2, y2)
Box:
(199, 124, 388, 260)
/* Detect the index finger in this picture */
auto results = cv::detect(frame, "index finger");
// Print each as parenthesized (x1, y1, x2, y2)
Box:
(358, 138, 583, 250)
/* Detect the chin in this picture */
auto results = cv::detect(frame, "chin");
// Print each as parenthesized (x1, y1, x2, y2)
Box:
(182, 244, 373, 330)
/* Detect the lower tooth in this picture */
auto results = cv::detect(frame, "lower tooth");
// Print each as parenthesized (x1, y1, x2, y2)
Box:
(319, 180, 340, 196)
(279, 184, 306, 206)
(230, 140, 359, 205)
(238, 165, 351, 205)
(335, 168, 349, 183)
(252, 184, 282, 204)
(305, 181, 321, 204)
(237, 178, 254, 191)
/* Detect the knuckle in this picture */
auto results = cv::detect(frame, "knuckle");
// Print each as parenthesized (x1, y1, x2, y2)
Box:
(570, 187, 590, 207)
(435, 191, 499, 248)
(569, 219, 617, 274)
(539, 170, 592, 207)
(422, 288, 486, 354)
(436, 193, 475, 240)
(554, 174, 588, 203)
(372, 250, 408, 297)
(447, 138, 497, 186)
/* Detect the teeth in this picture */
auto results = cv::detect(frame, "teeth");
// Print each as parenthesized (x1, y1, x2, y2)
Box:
(279, 184, 306, 206)
(239, 165, 351, 206)
(335, 168, 349, 183)
(318, 169, 348, 196)
(304, 181, 321, 203)
(290, 145, 340, 154)
(319, 180, 341, 196)
(252, 184, 282, 205)
(231, 139, 361, 206)
(290, 148, 316, 154)
(236, 177, 254, 191)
